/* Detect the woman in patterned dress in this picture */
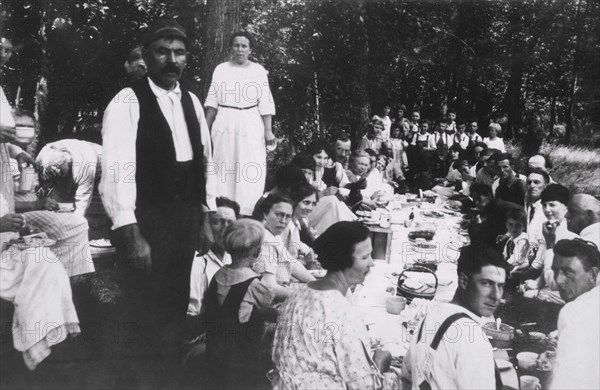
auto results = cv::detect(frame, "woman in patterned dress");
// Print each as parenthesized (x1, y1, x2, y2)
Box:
(272, 221, 401, 389)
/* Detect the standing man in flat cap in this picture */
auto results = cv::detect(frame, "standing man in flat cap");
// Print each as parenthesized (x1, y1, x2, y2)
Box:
(100, 19, 216, 365)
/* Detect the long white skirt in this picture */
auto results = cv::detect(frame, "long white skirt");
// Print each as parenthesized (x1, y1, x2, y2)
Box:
(211, 106, 267, 216)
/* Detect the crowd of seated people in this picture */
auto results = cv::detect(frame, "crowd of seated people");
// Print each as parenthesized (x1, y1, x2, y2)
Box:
(1, 91, 93, 370)
(3, 71, 600, 390)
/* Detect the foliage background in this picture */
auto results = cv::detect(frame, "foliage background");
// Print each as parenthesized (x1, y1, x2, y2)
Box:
(1, 0, 599, 165)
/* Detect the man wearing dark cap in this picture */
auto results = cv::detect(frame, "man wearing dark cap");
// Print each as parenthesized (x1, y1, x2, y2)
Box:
(99, 19, 216, 363)
(494, 153, 526, 206)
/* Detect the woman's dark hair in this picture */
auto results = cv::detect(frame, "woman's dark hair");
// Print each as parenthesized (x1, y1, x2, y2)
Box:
(289, 182, 318, 207)
(540, 183, 570, 206)
(216, 196, 241, 219)
(312, 221, 370, 272)
(229, 31, 256, 49)
(449, 143, 462, 154)
(258, 193, 294, 220)
(291, 154, 316, 172)
(307, 140, 332, 158)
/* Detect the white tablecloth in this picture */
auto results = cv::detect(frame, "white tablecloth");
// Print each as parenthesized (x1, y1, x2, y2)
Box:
(352, 201, 518, 388)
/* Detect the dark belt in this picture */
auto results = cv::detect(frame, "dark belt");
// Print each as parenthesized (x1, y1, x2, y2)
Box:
(219, 104, 258, 110)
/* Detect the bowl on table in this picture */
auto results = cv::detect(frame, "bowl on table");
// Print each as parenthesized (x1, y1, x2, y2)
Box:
(516, 351, 539, 371)
(483, 322, 515, 349)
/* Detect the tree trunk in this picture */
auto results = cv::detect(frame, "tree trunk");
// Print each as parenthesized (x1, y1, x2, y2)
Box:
(200, 0, 242, 99)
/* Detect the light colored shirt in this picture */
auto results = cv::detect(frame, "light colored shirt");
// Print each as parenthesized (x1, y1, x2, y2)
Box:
(469, 133, 483, 143)
(579, 222, 600, 247)
(188, 250, 232, 316)
(402, 303, 496, 390)
(551, 285, 600, 390)
(453, 133, 469, 149)
(380, 115, 392, 140)
(483, 137, 506, 152)
(253, 228, 293, 285)
(0, 86, 15, 129)
(526, 199, 547, 268)
(99, 78, 216, 229)
(503, 231, 529, 266)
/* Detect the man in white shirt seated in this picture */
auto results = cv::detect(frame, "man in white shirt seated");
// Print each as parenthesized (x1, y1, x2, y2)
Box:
(185, 197, 238, 350)
(550, 239, 600, 390)
(566, 194, 600, 247)
(402, 245, 507, 389)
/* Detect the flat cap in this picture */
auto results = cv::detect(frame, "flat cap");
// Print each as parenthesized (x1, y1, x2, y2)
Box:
(144, 19, 188, 47)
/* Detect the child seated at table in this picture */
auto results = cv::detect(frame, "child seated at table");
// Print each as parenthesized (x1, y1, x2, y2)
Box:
(205, 219, 277, 389)
(503, 209, 530, 279)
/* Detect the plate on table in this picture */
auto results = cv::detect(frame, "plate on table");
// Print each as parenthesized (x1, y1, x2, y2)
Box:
(89, 239, 113, 248)
(495, 358, 513, 371)
(9, 233, 56, 249)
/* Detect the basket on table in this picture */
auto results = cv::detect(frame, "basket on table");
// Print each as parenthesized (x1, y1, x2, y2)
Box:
(396, 265, 438, 304)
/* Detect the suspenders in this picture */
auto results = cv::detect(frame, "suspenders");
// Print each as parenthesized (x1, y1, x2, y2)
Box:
(415, 312, 503, 390)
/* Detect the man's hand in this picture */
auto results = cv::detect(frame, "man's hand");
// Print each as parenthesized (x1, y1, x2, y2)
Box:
(542, 221, 559, 249)
(197, 212, 215, 256)
(0, 125, 16, 143)
(372, 349, 392, 373)
(113, 224, 152, 275)
(0, 213, 25, 233)
(15, 152, 36, 170)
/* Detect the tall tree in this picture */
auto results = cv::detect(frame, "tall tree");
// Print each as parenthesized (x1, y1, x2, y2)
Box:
(200, 0, 242, 98)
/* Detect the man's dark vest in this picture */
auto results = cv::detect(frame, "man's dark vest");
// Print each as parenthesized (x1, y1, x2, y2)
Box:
(131, 77, 205, 210)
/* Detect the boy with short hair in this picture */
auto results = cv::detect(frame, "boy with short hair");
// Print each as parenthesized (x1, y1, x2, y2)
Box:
(503, 208, 530, 278)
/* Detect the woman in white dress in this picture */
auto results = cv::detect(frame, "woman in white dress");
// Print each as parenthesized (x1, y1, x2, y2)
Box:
(205, 31, 276, 216)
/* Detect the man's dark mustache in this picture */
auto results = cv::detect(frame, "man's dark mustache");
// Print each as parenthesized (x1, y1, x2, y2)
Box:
(161, 65, 181, 74)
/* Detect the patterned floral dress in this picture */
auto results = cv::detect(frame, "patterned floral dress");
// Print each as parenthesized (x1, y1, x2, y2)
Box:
(272, 285, 400, 389)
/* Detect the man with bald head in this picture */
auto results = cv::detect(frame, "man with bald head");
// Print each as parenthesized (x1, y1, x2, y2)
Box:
(528, 154, 556, 183)
(566, 194, 600, 247)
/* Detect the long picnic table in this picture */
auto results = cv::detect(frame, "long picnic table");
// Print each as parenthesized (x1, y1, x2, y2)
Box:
(351, 197, 519, 389)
